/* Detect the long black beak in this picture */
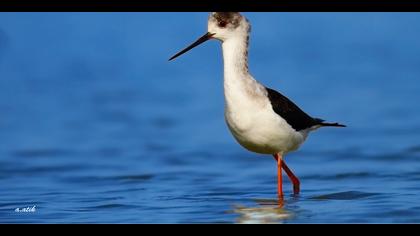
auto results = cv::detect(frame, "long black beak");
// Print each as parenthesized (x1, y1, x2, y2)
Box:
(169, 32, 215, 61)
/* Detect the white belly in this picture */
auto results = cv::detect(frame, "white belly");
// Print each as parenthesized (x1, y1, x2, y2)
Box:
(224, 100, 308, 155)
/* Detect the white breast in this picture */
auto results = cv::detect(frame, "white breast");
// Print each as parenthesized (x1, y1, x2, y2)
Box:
(223, 76, 307, 155)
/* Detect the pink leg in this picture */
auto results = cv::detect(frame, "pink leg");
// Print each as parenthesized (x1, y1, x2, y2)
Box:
(273, 154, 300, 195)
(273, 153, 283, 199)
(282, 161, 300, 195)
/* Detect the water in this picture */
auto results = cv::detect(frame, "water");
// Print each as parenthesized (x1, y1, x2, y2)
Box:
(1, 13, 420, 223)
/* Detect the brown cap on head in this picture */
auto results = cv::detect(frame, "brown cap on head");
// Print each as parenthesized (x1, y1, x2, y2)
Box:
(210, 12, 243, 28)
(212, 12, 241, 21)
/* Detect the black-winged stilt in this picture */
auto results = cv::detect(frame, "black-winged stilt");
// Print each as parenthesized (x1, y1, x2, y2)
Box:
(169, 12, 345, 199)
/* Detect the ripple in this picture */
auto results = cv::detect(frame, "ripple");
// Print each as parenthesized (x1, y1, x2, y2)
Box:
(95, 147, 123, 158)
(302, 172, 375, 180)
(27, 165, 87, 174)
(90, 204, 132, 209)
(114, 174, 154, 182)
(12, 148, 73, 158)
(405, 145, 420, 154)
(58, 173, 155, 186)
(151, 117, 177, 129)
(310, 191, 379, 200)
(144, 143, 172, 152)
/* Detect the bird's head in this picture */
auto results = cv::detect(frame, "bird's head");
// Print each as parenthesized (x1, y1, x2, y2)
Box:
(207, 12, 250, 42)
(169, 12, 250, 61)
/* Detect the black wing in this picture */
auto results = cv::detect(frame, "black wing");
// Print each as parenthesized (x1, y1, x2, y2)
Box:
(265, 87, 322, 131)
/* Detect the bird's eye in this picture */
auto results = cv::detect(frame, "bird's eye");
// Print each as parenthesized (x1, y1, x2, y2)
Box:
(218, 21, 227, 28)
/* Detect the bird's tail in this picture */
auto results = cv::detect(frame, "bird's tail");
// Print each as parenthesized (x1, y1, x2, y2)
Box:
(319, 122, 346, 128)
(314, 118, 346, 128)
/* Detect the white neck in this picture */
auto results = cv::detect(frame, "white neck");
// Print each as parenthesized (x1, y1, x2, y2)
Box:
(221, 35, 266, 108)
(222, 36, 249, 79)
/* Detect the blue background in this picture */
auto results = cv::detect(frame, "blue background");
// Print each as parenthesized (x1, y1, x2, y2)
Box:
(0, 13, 420, 223)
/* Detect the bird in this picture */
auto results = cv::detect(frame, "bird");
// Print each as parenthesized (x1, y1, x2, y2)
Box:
(169, 12, 345, 199)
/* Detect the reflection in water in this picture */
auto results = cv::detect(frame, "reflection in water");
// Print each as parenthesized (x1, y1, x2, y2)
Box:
(233, 199, 294, 224)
